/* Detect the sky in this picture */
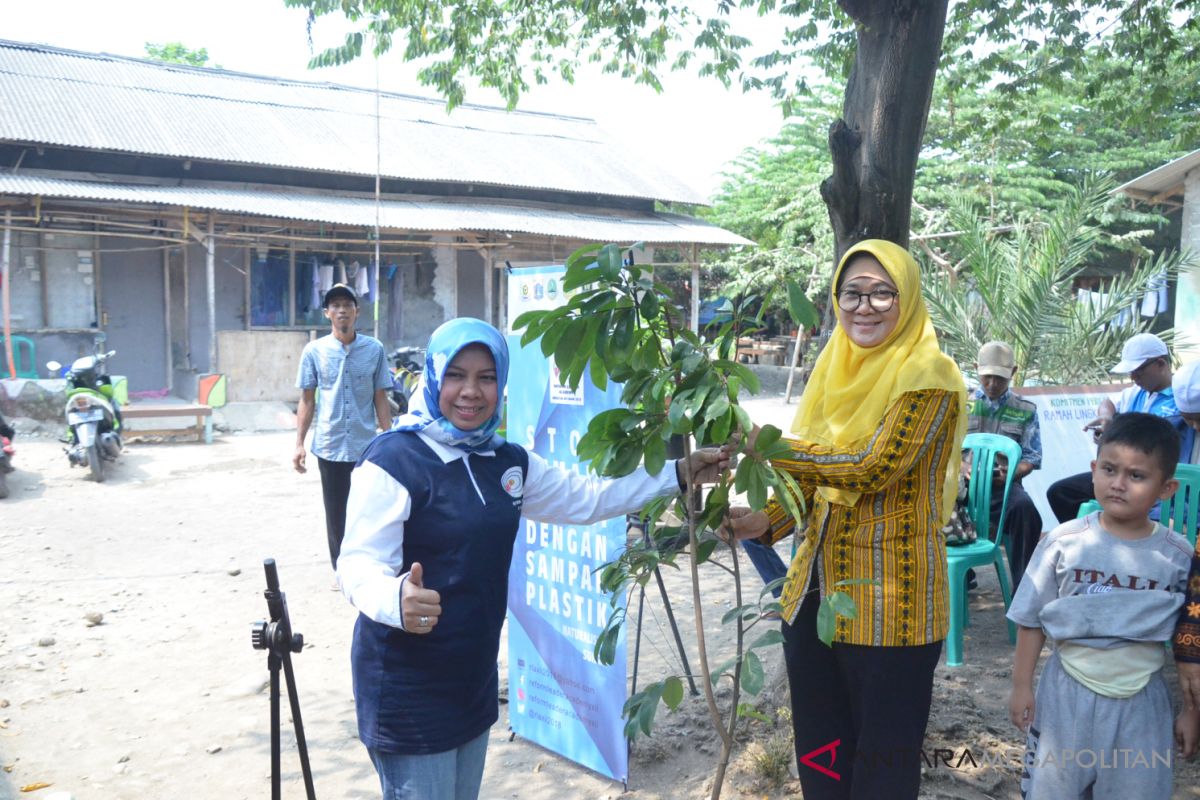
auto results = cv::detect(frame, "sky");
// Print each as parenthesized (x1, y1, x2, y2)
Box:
(3, 0, 792, 200)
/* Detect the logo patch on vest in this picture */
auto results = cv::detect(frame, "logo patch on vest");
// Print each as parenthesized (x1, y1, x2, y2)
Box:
(501, 466, 524, 498)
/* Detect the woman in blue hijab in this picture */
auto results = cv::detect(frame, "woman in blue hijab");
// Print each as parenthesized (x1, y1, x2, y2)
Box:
(338, 317, 727, 800)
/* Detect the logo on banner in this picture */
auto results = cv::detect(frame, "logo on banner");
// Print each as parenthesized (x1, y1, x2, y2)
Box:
(501, 466, 525, 498)
(521, 282, 531, 300)
(547, 279, 558, 300)
(534, 282, 545, 300)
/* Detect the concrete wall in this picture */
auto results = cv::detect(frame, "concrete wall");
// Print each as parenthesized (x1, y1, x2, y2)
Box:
(456, 249, 486, 319)
(216, 330, 310, 402)
(1181, 172, 1200, 360)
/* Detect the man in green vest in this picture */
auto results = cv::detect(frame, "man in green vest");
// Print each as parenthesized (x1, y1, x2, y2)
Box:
(966, 341, 1044, 590)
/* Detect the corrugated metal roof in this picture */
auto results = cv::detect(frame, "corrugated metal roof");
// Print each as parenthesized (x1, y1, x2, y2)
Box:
(0, 40, 709, 205)
(1115, 148, 1200, 197)
(0, 173, 751, 246)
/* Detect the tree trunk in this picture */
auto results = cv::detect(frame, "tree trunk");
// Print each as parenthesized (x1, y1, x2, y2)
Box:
(821, 0, 950, 263)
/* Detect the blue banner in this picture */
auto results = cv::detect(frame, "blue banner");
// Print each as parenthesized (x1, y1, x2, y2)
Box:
(505, 265, 628, 782)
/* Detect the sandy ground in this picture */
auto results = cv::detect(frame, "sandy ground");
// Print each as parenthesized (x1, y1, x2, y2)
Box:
(2, 396, 1200, 800)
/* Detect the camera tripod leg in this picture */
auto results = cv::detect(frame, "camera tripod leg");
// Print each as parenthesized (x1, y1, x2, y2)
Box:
(270, 654, 282, 800)
(282, 650, 317, 800)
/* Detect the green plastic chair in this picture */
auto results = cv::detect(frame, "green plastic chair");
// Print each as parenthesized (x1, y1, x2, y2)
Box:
(945, 432, 1023, 667)
(1161, 464, 1200, 548)
(0, 335, 37, 379)
(1077, 464, 1200, 547)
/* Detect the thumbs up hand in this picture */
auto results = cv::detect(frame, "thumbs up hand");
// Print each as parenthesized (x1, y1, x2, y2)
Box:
(401, 562, 442, 634)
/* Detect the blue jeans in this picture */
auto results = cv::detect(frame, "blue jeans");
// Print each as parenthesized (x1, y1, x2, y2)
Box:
(741, 538, 788, 598)
(368, 729, 489, 800)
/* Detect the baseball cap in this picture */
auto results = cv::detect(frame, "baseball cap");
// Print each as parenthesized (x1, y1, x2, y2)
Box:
(1174, 361, 1200, 413)
(977, 341, 1016, 378)
(322, 283, 357, 308)
(1111, 332, 1168, 373)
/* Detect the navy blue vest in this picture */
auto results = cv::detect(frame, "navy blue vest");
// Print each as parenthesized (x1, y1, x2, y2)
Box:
(352, 431, 528, 753)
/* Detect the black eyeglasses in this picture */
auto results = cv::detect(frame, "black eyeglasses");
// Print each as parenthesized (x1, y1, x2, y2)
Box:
(837, 288, 899, 313)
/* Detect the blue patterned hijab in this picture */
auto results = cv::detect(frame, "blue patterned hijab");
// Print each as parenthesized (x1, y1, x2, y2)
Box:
(393, 317, 508, 452)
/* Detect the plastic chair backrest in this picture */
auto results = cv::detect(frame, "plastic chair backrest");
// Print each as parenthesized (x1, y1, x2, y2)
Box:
(962, 432, 1025, 543)
(1160, 463, 1200, 547)
(0, 335, 37, 379)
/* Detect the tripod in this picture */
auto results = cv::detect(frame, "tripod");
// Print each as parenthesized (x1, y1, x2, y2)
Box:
(250, 559, 317, 800)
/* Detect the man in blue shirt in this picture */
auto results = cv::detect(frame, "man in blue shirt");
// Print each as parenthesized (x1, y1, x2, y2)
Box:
(294, 284, 393, 570)
(1046, 332, 1184, 523)
(965, 341, 1044, 589)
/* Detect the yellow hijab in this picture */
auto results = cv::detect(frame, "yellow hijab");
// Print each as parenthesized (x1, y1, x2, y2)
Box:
(791, 239, 967, 521)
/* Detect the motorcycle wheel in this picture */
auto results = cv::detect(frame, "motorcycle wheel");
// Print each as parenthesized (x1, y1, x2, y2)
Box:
(88, 442, 105, 482)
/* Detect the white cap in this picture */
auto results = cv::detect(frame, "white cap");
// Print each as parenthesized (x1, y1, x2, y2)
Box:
(1111, 332, 1168, 373)
(1174, 361, 1200, 413)
(978, 341, 1016, 378)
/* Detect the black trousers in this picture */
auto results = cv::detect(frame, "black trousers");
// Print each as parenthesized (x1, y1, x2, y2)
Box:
(1046, 471, 1094, 524)
(784, 579, 942, 800)
(997, 483, 1043, 591)
(317, 457, 356, 570)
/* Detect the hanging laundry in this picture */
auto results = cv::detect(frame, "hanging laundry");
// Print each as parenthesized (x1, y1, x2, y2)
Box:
(310, 257, 321, 311)
(319, 262, 335, 294)
(336, 259, 348, 286)
(351, 260, 371, 299)
(1141, 270, 1169, 317)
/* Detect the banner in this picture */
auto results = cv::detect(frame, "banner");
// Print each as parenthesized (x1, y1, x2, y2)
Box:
(1008, 385, 1123, 526)
(505, 265, 629, 782)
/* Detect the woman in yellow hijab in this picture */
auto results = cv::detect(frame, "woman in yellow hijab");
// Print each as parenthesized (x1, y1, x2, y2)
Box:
(726, 239, 967, 800)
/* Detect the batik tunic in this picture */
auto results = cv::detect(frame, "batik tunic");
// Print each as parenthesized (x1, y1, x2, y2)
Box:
(760, 389, 960, 646)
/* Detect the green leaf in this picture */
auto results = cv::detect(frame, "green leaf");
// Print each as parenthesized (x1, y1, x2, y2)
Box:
(816, 597, 837, 647)
(721, 603, 760, 625)
(754, 424, 783, 453)
(787, 279, 820, 329)
(736, 703, 771, 723)
(511, 308, 546, 333)
(641, 289, 660, 320)
(828, 591, 858, 620)
(740, 650, 764, 695)
(694, 537, 718, 564)
(748, 629, 785, 650)
(662, 676, 684, 711)
(609, 308, 636, 363)
(709, 408, 732, 446)
(599, 243, 624, 282)
(709, 656, 737, 686)
(643, 434, 666, 476)
(553, 318, 588, 372)
(588, 355, 608, 392)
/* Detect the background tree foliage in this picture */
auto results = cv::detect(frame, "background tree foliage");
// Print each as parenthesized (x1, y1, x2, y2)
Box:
(920, 175, 1196, 386)
(143, 42, 219, 69)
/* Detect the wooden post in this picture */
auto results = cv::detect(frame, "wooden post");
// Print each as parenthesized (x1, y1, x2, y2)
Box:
(243, 243, 251, 331)
(784, 328, 807, 404)
(689, 243, 699, 335)
(206, 215, 216, 373)
(483, 237, 494, 327)
(162, 242, 173, 392)
(288, 240, 296, 326)
(182, 235, 192, 371)
(1, 211, 13, 380)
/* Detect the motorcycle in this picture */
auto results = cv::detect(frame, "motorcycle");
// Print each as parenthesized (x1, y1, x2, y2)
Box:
(46, 335, 123, 482)
(0, 412, 14, 499)
(388, 345, 425, 417)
